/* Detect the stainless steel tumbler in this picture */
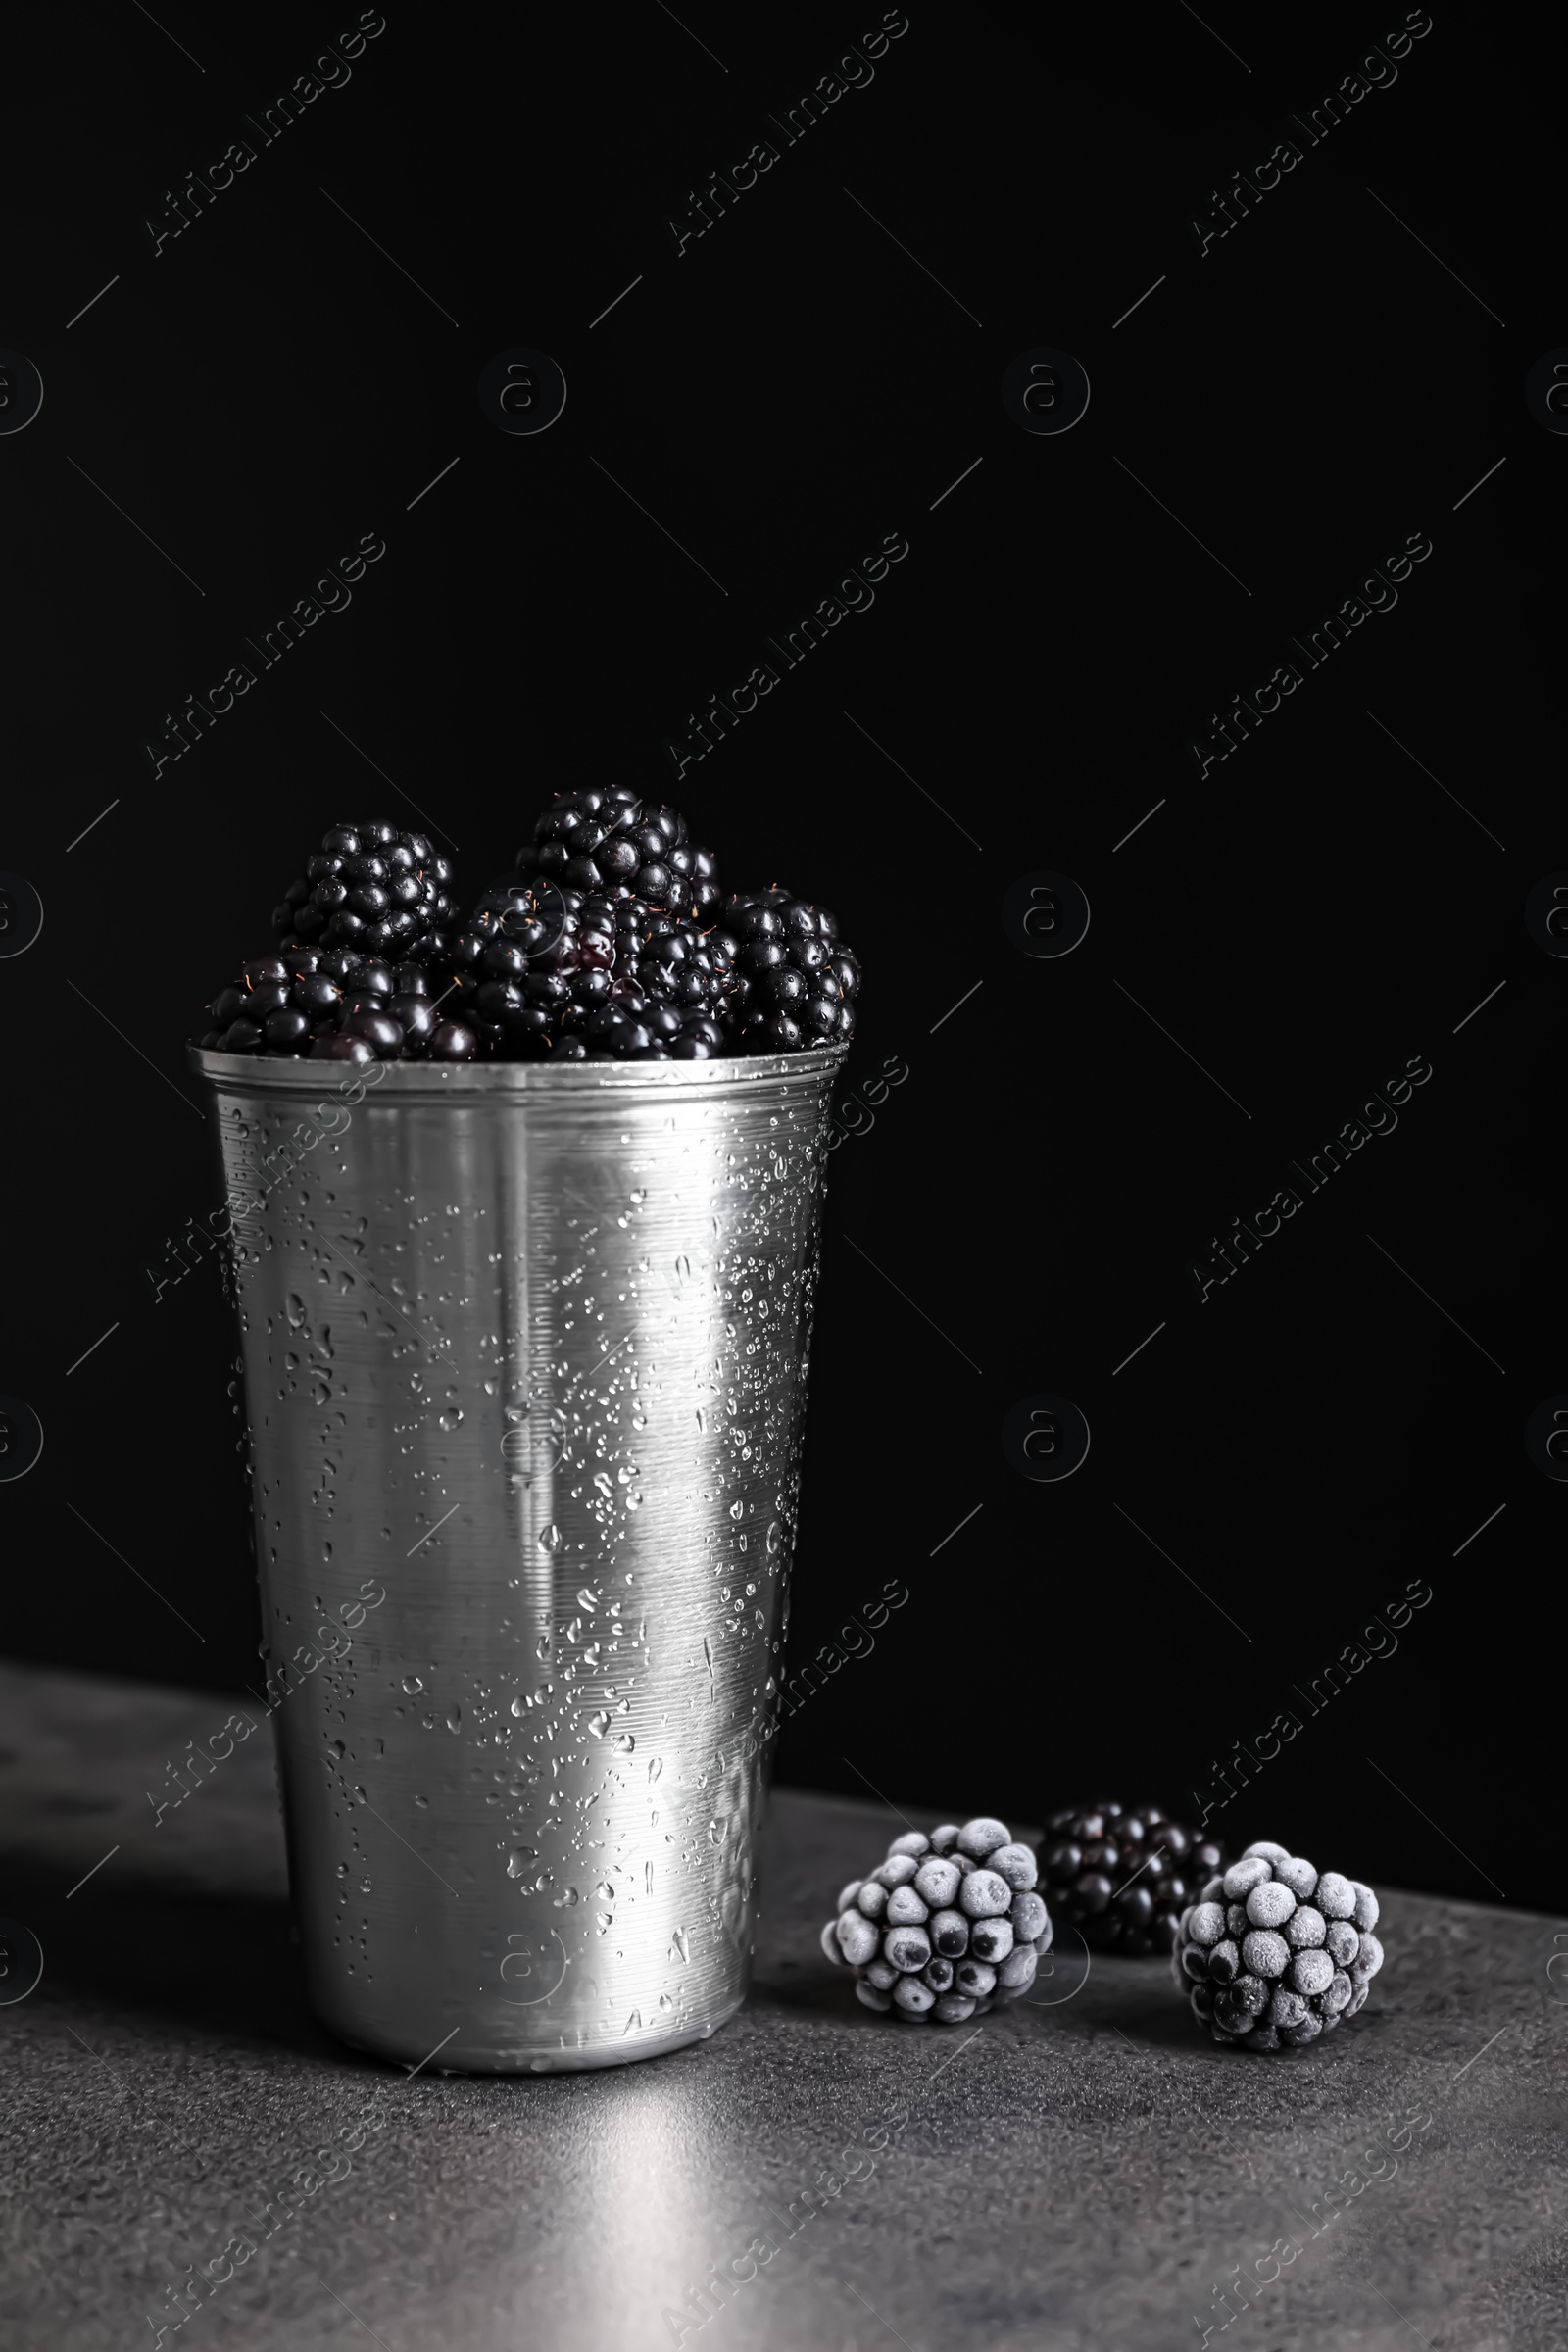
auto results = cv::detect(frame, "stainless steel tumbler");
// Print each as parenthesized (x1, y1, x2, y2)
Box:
(195, 1044, 846, 2072)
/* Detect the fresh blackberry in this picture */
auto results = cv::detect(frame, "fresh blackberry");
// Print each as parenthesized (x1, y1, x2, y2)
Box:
(719, 889, 859, 1054)
(450, 874, 617, 1059)
(201, 950, 475, 1061)
(447, 874, 573, 1057)
(450, 787, 855, 1056)
(608, 902, 740, 1025)
(447, 875, 742, 1061)
(820, 1818, 1053, 2024)
(514, 788, 720, 917)
(273, 819, 460, 963)
(1044, 1803, 1227, 1957)
(1172, 1844, 1383, 2050)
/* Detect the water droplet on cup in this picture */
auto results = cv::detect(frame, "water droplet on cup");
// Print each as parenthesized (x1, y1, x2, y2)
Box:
(439, 1408, 463, 1433)
(538, 1525, 563, 1553)
(402, 1674, 423, 1695)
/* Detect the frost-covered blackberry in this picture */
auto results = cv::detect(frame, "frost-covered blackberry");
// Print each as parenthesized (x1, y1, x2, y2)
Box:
(1172, 1842, 1383, 2050)
(819, 1817, 1053, 2024)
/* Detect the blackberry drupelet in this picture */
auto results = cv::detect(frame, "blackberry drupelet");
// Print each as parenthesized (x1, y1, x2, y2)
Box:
(1172, 1844, 1383, 2050)
(201, 948, 476, 1061)
(514, 787, 721, 916)
(273, 819, 460, 963)
(820, 1818, 1053, 2024)
(1044, 1802, 1227, 1956)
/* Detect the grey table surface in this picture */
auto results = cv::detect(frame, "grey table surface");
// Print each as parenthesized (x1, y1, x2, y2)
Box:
(1, 1662, 1564, 2352)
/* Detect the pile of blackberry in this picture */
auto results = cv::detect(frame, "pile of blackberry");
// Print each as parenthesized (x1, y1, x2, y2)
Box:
(198, 795, 860, 1063)
(1043, 1802, 1226, 1956)
(445, 870, 858, 1064)
(273, 820, 459, 963)
(1173, 1844, 1384, 2051)
(821, 1817, 1053, 2025)
(199, 947, 476, 1062)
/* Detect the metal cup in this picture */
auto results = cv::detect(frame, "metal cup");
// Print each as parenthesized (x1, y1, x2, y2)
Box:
(194, 1043, 846, 2072)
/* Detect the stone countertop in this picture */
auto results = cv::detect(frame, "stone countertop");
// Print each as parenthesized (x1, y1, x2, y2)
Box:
(0, 1661, 1563, 2351)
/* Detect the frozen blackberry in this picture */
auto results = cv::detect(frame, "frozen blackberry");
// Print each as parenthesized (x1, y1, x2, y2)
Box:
(719, 889, 859, 1054)
(819, 1817, 1053, 2025)
(1044, 1802, 1226, 1956)
(1172, 1845, 1382, 2050)
(273, 819, 460, 963)
(515, 788, 721, 917)
(201, 950, 475, 1061)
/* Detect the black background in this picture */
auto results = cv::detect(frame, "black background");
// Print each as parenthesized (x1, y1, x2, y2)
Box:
(0, 3, 1551, 1910)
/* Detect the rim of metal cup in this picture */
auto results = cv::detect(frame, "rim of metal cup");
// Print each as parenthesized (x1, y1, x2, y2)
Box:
(190, 1040, 849, 1097)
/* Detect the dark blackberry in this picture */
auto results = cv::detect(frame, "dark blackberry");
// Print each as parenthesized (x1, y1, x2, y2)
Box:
(821, 1819, 1053, 2024)
(273, 819, 460, 963)
(1043, 1803, 1227, 1956)
(444, 821, 856, 1061)
(1173, 1846, 1383, 2050)
(200, 949, 475, 1061)
(449, 874, 598, 1059)
(514, 789, 721, 916)
(608, 903, 740, 1026)
(446, 874, 740, 1061)
(720, 889, 859, 1054)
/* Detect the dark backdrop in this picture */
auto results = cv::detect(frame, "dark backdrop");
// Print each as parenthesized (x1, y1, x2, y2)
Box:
(0, 4, 1552, 1909)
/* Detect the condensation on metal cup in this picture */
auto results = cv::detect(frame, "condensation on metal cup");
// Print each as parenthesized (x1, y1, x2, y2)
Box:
(193, 1043, 847, 2072)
